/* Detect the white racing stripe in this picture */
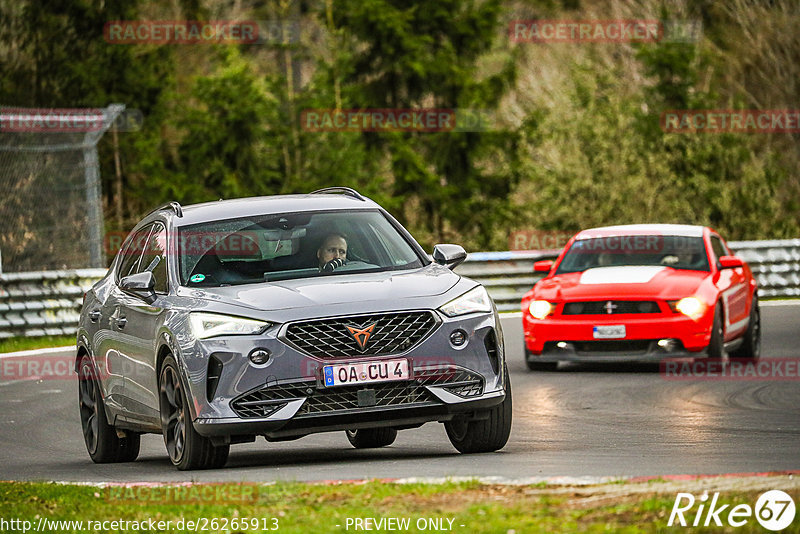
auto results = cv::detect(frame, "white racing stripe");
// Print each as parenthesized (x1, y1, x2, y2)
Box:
(579, 266, 665, 285)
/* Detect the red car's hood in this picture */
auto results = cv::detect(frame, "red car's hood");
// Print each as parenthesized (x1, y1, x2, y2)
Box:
(535, 266, 707, 301)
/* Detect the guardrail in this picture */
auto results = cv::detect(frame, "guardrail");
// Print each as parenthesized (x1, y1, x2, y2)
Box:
(456, 239, 800, 311)
(0, 269, 107, 339)
(1, 239, 798, 338)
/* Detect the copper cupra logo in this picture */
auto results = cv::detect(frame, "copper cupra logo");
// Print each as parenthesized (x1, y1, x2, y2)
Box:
(345, 323, 376, 351)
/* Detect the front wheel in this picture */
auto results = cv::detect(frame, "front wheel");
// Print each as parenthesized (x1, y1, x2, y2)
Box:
(345, 428, 397, 449)
(159, 355, 229, 470)
(77, 354, 140, 463)
(707, 302, 725, 360)
(731, 295, 760, 360)
(445, 365, 512, 454)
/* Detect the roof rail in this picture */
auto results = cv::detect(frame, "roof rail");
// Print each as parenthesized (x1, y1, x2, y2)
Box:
(309, 187, 366, 201)
(149, 201, 183, 218)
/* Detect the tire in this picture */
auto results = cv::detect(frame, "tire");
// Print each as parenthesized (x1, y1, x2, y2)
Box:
(77, 354, 140, 463)
(731, 295, 761, 360)
(525, 359, 558, 372)
(445, 365, 512, 454)
(159, 355, 229, 470)
(345, 428, 398, 449)
(525, 349, 558, 371)
(707, 302, 725, 360)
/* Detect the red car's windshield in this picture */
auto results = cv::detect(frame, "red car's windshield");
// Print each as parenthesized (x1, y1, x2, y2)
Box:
(555, 235, 710, 274)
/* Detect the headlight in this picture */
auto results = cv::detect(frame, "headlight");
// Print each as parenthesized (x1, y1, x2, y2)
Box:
(528, 300, 555, 320)
(671, 297, 705, 320)
(189, 312, 272, 339)
(439, 286, 493, 317)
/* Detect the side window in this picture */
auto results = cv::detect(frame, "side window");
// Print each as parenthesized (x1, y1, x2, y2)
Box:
(138, 223, 168, 293)
(116, 225, 152, 281)
(710, 235, 729, 264)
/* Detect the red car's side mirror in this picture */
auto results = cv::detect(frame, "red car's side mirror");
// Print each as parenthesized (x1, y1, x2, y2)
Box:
(718, 256, 744, 269)
(533, 260, 554, 273)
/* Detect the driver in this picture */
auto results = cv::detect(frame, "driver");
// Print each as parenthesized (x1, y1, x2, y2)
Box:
(317, 233, 348, 272)
(661, 251, 693, 267)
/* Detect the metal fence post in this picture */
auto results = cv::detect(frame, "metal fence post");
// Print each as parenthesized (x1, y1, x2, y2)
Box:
(83, 146, 104, 268)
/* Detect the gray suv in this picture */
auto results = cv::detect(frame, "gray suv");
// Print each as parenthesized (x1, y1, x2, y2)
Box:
(76, 188, 511, 470)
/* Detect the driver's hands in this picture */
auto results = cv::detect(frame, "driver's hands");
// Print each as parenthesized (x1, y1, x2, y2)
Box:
(321, 258, 346, 272)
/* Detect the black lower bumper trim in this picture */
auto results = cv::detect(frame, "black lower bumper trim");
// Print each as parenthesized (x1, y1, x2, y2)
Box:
(193, 394, 504, 439)
(526, 345, 707, 363)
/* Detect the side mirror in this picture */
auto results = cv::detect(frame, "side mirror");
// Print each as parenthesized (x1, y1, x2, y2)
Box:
(718, 256, 743, 270)
(432, 244, 467, 270)
(533, 260, 554, 273)
(120, 271, 157, 303)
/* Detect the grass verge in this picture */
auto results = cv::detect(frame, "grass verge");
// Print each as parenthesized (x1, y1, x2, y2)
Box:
(1, 479, 798, 533)
(0, 335, 74, 354)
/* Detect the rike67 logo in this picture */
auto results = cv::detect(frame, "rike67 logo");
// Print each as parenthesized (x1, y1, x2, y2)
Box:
(669, 490, 796, 530)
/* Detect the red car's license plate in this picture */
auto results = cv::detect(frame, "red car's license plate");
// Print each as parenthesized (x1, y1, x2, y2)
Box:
(593, 325, 626, 339)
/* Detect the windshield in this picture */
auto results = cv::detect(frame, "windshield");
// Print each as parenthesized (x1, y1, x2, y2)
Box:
(555, 235, 709, 274)
(178, 210, 424, 286)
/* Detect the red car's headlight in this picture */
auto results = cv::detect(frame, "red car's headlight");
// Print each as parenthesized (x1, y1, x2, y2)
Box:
(528, 300, 555, 320)
(668, 297, 705, 320)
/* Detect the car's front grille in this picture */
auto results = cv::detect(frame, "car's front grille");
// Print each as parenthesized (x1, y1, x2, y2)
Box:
(299, 381, 431, 415)
(230, 366, 483, 418)
(562, 301, 660, 315)
(283, 311, 439, 359)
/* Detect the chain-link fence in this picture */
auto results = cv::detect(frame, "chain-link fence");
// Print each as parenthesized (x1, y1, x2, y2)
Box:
(0, 105, 125, 273)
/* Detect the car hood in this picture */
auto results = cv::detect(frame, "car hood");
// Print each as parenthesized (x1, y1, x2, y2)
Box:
(177, 264, 461, 311)
(535, 265, 708, 301)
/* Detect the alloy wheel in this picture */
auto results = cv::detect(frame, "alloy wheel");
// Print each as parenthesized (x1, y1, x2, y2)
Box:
(160, 365, 186, 464)
(78, 362, 99, 454)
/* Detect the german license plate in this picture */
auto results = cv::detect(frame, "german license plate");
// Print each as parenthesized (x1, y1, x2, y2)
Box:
(593, 325, 626, 339)
(323, 359, 410, 387)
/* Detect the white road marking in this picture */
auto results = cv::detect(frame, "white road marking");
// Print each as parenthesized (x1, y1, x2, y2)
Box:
(0, 346, 75, 359)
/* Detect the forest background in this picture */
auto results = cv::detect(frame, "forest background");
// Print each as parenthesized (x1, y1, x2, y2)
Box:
(1, 0, 798, 254)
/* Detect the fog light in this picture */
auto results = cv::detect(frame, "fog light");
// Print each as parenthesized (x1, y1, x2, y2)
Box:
(249, 348, 271, 365)
(556, 342, 568, 349)
(657, 339, 677, 351)
(450, 329, 468, 346)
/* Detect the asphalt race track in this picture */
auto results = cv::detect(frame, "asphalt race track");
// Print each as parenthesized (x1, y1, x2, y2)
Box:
(1, 303, 798, 483)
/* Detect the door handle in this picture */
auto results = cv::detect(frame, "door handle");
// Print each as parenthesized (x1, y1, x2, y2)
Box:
(88, 310, 101, 323)
(115, 316, 127, 329)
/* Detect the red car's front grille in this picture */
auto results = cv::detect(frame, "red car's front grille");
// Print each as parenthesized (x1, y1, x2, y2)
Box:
(561, 301, 661, 315)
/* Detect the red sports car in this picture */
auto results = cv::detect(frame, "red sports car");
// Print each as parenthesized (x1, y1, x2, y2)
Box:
(521, 224, 760, 369)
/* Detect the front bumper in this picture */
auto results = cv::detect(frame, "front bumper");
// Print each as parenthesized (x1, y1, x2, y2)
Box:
(177, 308, 506, 437)
(523, 311, 711, 363)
